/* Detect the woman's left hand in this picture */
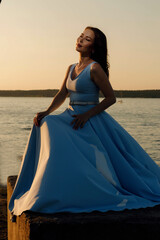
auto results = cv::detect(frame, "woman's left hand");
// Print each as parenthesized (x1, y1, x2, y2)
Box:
(71, 113, 90, 130)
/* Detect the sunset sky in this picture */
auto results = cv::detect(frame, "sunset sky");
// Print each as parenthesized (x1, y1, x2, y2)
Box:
(0, 0, 160, 90)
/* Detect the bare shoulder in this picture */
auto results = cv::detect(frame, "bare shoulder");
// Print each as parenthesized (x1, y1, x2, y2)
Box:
(68, 64, 73, 70)
(64, 64, 73, 79)
(91, 62, 103, 73)
(90, 62, 107, 82)
(66, 64, 72, 73)
(59, 64, 73, 94)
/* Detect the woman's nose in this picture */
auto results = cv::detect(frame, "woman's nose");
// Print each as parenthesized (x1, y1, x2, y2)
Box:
(79, 37, 83, 43)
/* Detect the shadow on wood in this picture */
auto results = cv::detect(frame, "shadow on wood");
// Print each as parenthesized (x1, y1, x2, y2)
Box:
(0, 184, 7, 240)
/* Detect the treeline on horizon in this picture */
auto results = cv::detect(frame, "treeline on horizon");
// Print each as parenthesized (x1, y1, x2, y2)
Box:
(0, 89, 160, 98)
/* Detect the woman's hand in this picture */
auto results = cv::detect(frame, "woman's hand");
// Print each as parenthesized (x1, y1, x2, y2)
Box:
(71, 112, 90, 130)
(33, 111, 48, 127)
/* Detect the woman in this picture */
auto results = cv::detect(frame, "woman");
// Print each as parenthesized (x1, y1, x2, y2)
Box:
(34, 27, 115, 129)
(9, 26, 160, 221)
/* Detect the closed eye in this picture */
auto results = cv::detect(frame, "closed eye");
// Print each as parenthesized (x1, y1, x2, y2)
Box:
(80, 36, 90, 41)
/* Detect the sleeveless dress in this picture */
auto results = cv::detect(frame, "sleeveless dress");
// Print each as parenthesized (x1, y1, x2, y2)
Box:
(9, 62, 160, 217)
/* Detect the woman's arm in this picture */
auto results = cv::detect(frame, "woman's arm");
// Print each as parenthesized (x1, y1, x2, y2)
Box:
(86, 63, 116, 118)
(71, 63, 116, 129)
(34, 65, 72, 126)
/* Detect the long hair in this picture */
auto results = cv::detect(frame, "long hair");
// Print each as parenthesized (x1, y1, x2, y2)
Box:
(85, 26, 110, 78)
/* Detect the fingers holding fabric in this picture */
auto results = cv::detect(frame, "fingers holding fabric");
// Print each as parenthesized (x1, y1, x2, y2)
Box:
(71, 113, 89, 130)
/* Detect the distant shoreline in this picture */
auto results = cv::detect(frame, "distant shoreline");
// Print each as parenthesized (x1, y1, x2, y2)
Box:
(0, 89, 160, 98)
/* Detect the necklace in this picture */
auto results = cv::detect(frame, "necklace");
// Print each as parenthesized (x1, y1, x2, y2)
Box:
(76, 61, 92, 70)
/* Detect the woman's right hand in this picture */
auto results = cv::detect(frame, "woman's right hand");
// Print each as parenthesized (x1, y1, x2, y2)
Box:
(33, 111, 48, 127)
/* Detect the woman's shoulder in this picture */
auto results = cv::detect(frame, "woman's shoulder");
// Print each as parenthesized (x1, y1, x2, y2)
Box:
(90, 62, 103, 75)
(68, 63, 77, 71)
(66, 63, 76, 73)
(64, 63, 77, 80)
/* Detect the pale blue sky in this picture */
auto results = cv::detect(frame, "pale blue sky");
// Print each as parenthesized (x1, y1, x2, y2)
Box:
(0, 0, 160, 90)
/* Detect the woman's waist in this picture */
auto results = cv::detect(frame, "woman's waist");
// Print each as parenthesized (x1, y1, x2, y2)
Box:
(69, 92, 99, 104)
(68, 103, 98, 113)
(69, 100, 99, 105)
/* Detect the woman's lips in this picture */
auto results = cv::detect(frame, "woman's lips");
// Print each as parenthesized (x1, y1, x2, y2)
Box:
(77, 43, 82, 48)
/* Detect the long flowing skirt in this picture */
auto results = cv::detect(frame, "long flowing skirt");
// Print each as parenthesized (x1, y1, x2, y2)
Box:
(9, 104, 160, 216)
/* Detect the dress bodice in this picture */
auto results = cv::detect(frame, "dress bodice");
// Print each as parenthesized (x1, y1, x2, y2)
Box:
(66, 62, 99, 104)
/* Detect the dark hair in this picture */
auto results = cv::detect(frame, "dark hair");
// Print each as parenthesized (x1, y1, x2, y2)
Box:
(85, 26, 110, 78)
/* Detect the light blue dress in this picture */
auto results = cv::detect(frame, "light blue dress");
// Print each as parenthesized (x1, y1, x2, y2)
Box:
(9, 62, 160, 217)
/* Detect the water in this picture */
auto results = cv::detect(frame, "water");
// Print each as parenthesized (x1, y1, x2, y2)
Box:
(0, 97, 160, 185)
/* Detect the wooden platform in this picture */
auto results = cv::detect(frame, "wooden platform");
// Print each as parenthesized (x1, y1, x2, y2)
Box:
(7, 175, 160, 240)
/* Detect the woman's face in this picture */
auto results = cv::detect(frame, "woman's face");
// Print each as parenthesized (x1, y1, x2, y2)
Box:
(76, 28, 95, 56)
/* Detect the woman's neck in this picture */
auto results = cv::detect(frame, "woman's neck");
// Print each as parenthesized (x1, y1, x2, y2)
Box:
(78, 55, 92, 66)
